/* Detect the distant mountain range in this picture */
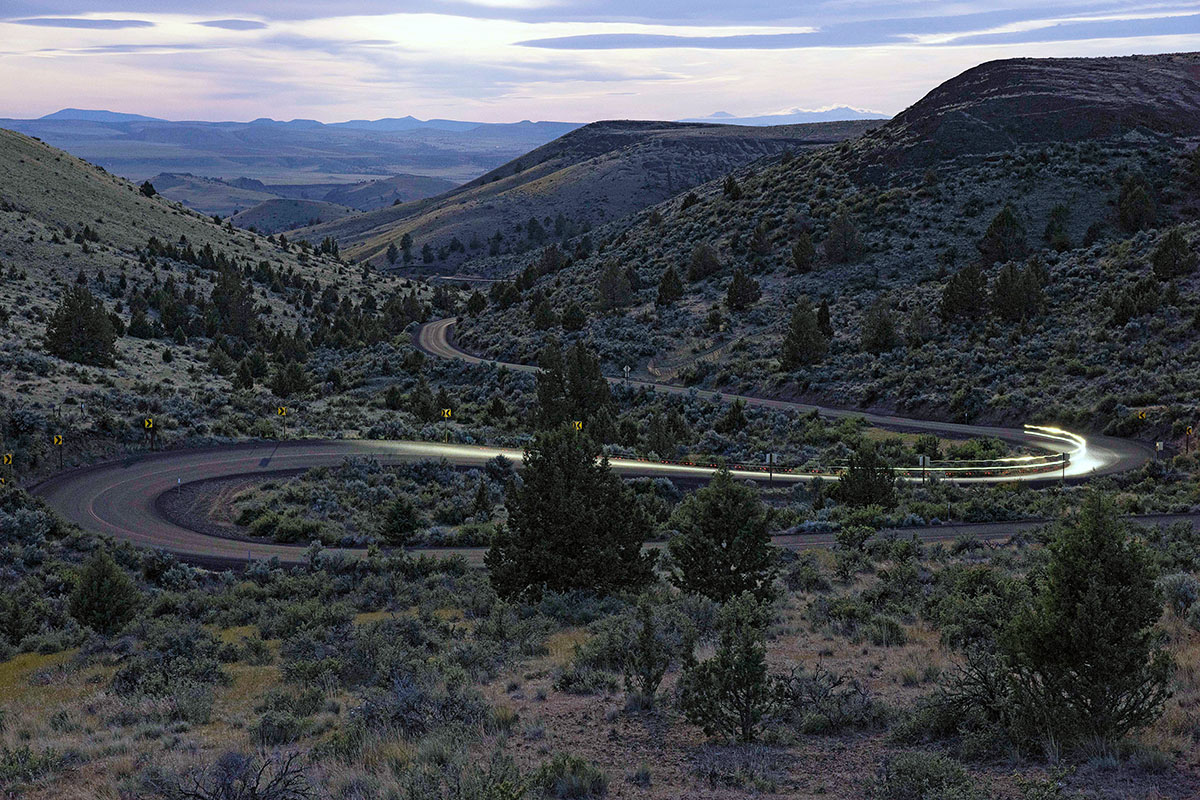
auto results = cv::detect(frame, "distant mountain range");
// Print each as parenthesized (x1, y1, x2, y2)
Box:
(678, 107, 890, 126)
(0, 109, 585, 186)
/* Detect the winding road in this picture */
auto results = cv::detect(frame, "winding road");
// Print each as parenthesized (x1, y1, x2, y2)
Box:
(31, 318, 1155, 567)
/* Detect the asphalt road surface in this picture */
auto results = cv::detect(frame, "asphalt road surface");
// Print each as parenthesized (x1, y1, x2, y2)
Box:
(31, 318, 1156, 567)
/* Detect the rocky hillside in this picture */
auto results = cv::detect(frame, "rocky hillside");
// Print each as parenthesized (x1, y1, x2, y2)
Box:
(293, 119, 879, 271)
(856, 52, 1200, 174)
(453, 53, 1200, 436)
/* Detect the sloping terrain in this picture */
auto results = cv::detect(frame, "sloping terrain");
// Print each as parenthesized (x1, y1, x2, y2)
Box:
(453, 52, 1200, 436)
(854, 52, 1200, 174)
(230, 198, 357, 234)
(294, 119, 879, 270)
(0, 126, 406, 407)
(146, 172, 281, 217)
(319, 173, 459, 211)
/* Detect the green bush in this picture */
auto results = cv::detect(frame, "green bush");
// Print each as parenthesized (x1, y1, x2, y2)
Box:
(534, 753, 608, 799)
(874, 751, 977, 800)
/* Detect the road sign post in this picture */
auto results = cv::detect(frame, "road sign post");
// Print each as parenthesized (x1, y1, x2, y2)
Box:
(765, 452, 778, 485)
(1187, 426, 1193, 454)
(277, 406, 287, 439)
(52, 434, 63, 470)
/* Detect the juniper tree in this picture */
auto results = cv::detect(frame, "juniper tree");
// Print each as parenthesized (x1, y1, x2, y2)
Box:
(1151, 227, 1197, 281)
(486, 427, 655, 600)
(940, 263, 987, 321)
(656, 265, 684, 307)
(977, 204, 1027, 265)
(837, 444, 896, 508)
(69, 550, 140, 635)
(1118, 174, 1156, 233)
(722, 175, 742, 201)
(780, 296, 827, 369)
(561, 301, 587, 332)
(678, 592, 774, 742)
(860, 296, 899, 354)
(668, 468, 778, 603)
(823, 213, 862, 264)
(386, 242, 399, 265)
(44, 285, 118, 366)
(991, 262, 1045, 322)
(725, 269, 761, 311)
(817, 299, 833, 338)
(535, 340, 612, 427)
(595, 262, 633, 311)
(792, 232, 815, 273)
(687, 243, 721, 282)
(1001, 493, 1172, 745)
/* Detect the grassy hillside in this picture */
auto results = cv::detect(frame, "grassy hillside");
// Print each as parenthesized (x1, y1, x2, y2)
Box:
(0, 125, 440, 470)
(230, 198, 357, 235)
(294, 119, 879, 272)
(146, 172, 281, 217)
(321, 173, 459, 211)
(453, 53, 1200, 443)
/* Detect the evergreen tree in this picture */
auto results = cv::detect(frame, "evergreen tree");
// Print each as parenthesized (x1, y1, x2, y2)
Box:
(400, 232, 414, 263)
(623, 594, 674, 703)
(1043, 203, 1072, 252)
(465, 291, 487, 315)
(410, 377, 436, 421)
(386, 242, 399, 265)
(687, 243, 721, 282)
(380, 496, 422, 546)
(269, 361, 310, 398)
(668, 469, 778, 603)
(1118, 174, 1156, 233)
(1001, 493, 1172, 744)
(722, 175, 742, 201)
(780, 296, 827, 369)
(836, 444, 896, 507)
(725, 269, 761, 311)
(992, 262, 1045, 322)
(860, 296, 899, 354)
(791, 232, 815, 273)
(536, 340, 612, 427)
(561, 301, 587, 332)
(421, 243, 434, 264)
(44, 285, 118, 366)
(817, 299, 833, 338)
(486, 427, 655, 600)
(233, 359, 254, 391)
(940, 263, 987, 321)
(715, 400, 747, 434)
(531, 299, 558, 330)
(656, 265, 684, 307)
(69, 550, 140, 635)
(211, 265, 257, 343)
(977, 204, 1027, 265)
(139, 180, 157, 198)
(595, 262, 633, 311)
(678, 592, 774, 742)
(823, 213, 862, 264)
(1151, 227, 1197, 281)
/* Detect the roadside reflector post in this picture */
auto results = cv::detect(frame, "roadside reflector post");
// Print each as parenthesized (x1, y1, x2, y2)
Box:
(765, 452, 778, 485)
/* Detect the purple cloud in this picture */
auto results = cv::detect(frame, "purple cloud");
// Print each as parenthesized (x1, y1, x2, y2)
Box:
(195, 19, 267, 31)
(10, 17, 154, 29)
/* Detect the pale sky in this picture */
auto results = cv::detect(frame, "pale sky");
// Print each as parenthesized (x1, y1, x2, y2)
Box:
(2, 1, 1199, 122)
